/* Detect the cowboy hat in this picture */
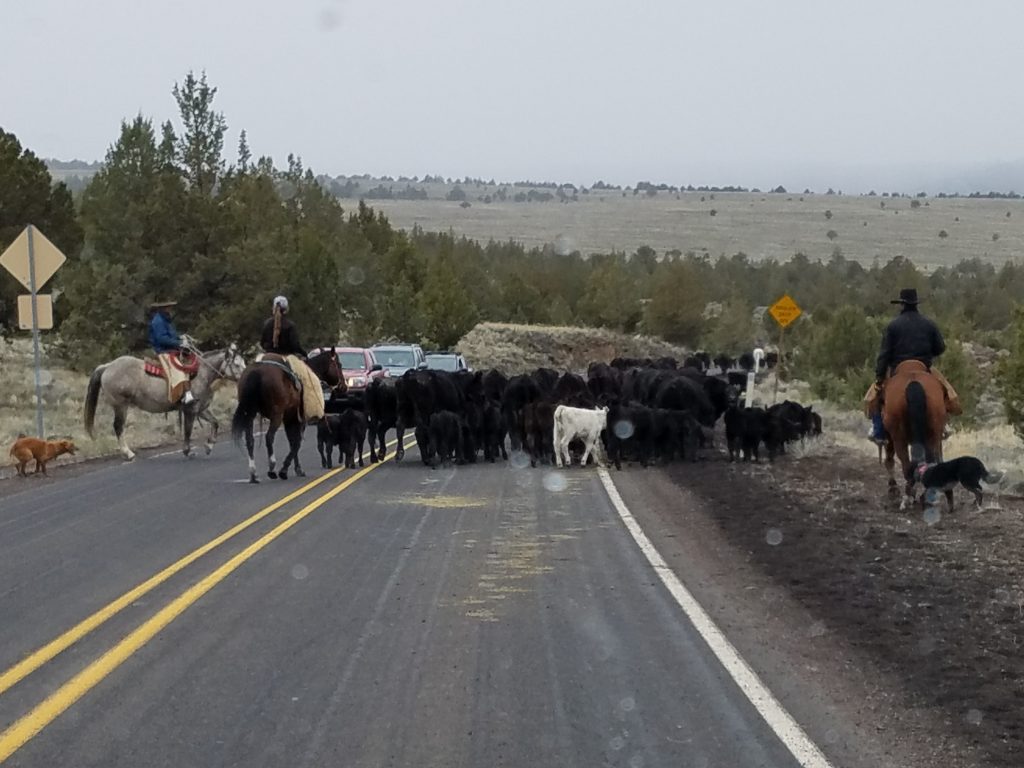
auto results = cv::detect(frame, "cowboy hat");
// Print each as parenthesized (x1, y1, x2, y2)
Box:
(150, 300, 178, 309)
(890, 288, 921, 305)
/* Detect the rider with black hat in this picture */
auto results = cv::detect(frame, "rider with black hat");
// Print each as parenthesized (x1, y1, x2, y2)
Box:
(866, 288, 960, 443)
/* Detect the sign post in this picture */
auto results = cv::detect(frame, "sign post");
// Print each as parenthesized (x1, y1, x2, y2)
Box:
(768, 294, 802, 404)
(1, 225, 67, 437)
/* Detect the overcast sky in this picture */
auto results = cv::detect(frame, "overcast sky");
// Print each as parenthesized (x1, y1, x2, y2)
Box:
(5, 0, 1023, 191)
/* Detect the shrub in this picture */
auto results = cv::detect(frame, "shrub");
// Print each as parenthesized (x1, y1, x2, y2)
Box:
(996, 308, 1024, 444)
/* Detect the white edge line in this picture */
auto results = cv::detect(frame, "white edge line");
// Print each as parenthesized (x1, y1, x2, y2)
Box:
(598, 468, 834, 768)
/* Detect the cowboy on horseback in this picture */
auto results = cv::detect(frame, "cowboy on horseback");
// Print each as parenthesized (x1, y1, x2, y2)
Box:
(865, 288, 960, 443)
(149, 300, 196, 406)
(257, 295, 325, 423)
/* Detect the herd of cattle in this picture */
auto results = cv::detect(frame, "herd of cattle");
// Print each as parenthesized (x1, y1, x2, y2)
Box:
(316, 355, 821, 471)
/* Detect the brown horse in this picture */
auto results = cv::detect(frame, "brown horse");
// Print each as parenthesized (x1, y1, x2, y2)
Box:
(231, 349, 343, 483)
(881, 360, 949, 510)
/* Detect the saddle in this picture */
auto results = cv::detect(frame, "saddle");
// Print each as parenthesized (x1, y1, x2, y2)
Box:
(256, 354, 301, 390)
(144, 351, 200, 380)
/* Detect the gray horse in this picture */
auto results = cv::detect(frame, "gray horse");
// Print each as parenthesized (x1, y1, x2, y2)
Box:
(84, 345, 246, 460)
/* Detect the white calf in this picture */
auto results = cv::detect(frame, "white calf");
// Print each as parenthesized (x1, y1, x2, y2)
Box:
(553, 405, 609, 468)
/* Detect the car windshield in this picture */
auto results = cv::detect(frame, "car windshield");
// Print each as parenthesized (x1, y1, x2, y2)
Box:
(376, 350, 414, 368)
(339, 352, 366, 370)
(426, 356, 459, 371)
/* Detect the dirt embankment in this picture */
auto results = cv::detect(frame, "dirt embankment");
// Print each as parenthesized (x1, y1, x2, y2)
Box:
(669, 445, 1024, 768)
(457, 322, 690, 374)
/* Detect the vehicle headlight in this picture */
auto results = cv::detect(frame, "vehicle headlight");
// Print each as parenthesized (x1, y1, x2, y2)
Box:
(347, 376, 366, 387)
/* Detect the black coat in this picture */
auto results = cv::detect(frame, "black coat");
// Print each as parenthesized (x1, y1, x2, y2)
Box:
(875, 308, 945, 380)
(260, 316, 306, 356)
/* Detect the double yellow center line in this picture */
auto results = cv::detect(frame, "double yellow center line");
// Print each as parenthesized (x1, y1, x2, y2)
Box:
(0, 439, 410, 763)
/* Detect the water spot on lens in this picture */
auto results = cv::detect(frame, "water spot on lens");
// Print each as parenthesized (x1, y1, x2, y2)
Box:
(917, 636, 937, 655)
(613, 419, 634, 440)
(609, 735, 625, 751)
(994, 588, 1012, 604)
(543, 471, 567, 492)
(318, 7, 341, 29)
(808, 620, 827, 638)
(346, 266, 365, 286)
(924, 487, 941, 505)
(853, 522, 870, 538)
(629, 755, 645, 768)
(509, 450, 530, 470)
(619, 696, 636, 712)
(824, 729, 839, 744)
(965, 708, 983, 725)
(291, 564, 309, 580)
(923, 507, 941, 526)
(38, 369, 53, 387)
(765, 528, 783, 546)
(553, 234, 575, 256)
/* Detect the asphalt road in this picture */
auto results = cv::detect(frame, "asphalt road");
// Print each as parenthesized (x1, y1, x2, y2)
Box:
(0, 435, 815, 768)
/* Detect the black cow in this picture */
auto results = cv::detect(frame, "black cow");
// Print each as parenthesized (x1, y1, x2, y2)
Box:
(552, 372, 588, 404)
(713, 354, 734, 372)
(482, 368, 508, 404)
(605, 402, 654, 470)
(317, 409, 368, 469)
(502, 374, 541, 451)
(532, 367, 560, 395)
(523, 400, 556, 467)
(738, 352, 755, 372)
(724, 406, 769, 462)
(365, 378, 397, 462)
(396, 369, 465, 461)
(587, 362, 622, 402)
(428, 410, 463, 468)
(654, 375, 715, 426)
(482, 401, 508, 462)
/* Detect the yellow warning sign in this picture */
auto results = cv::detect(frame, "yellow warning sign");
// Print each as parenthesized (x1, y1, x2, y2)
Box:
(0, 225, 66, 291)
(769, 294, 802, 328)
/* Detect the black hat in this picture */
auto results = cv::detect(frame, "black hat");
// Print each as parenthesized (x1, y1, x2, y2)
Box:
(891, 288, 920, 306)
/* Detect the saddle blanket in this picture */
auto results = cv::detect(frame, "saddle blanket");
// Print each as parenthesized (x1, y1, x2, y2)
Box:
(144, 352, 199, 380)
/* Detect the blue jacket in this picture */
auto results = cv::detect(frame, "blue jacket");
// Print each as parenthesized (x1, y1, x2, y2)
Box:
(149, 311, 182, 353)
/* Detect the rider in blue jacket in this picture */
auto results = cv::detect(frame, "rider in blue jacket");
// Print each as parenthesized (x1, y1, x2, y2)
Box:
(148, 301, 195, 405)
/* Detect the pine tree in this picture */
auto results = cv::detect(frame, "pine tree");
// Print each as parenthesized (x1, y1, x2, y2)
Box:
(172, 71, 227, 195)
(419, 253, 478, 348)
(0, 129, 83, 334)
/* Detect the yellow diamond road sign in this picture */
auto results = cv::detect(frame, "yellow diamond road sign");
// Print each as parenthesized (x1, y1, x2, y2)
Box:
(0, 226, 66, 292)
(17, 294, 53, 331)
(769, 294, 802, 328)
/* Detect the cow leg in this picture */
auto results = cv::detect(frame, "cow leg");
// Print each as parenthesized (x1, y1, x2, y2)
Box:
(395, 420, 406, 461)
(357, 433, 365, 467)
(318, 431, 329, 468)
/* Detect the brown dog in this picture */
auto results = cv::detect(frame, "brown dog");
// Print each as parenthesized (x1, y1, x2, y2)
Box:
(9, 437, 76, 477)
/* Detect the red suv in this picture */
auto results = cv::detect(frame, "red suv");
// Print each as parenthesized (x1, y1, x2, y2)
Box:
(335, 347, 388, 399)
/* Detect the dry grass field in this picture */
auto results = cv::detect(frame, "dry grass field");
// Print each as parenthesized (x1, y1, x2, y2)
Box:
(365, 190, 1024, 267)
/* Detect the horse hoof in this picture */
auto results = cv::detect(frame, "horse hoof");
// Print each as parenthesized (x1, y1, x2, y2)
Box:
(249, 476, 259, 484)
(296, 469, 306, 478)
(205, 445, 213, 456)
(267, 471, 278, 480)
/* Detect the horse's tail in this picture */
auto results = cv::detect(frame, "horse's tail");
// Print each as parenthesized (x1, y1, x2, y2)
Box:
(231, 371, 261, 445)
(905, 379, 928, 464)
(84, 365, 107, 439)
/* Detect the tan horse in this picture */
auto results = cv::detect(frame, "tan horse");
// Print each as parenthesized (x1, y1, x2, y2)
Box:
(882, 360, 949, 510)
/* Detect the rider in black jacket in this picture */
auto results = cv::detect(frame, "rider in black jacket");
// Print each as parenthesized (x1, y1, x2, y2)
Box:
(260, 296, 306, 357)
(868, 288, 958, 442)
